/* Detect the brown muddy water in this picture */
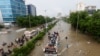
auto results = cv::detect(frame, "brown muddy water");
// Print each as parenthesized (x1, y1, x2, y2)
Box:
(29, 20, 100, 56)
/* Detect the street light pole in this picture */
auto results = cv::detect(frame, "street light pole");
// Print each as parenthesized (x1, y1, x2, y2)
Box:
(44, 10, 47, 33)
(29, 15, 31, 28)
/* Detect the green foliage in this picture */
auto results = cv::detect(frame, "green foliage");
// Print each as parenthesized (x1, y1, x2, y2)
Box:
(16, 15, 54, 28)
(68, 10, 100, 42)
(62, 17, 70, 23)
(12, 21, 57, 56)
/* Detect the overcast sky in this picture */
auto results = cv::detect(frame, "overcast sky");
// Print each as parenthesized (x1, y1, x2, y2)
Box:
(25, 0, 100, 17)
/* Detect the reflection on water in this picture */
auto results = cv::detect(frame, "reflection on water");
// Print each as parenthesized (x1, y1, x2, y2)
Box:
(64, 21, 100, 56)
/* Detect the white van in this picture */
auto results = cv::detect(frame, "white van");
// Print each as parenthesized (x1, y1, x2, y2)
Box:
(4, 23, 12, 29)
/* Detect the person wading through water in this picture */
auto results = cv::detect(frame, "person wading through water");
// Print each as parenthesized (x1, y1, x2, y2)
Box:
(65, 36, 68, 40)
(65, 36, 68, 48)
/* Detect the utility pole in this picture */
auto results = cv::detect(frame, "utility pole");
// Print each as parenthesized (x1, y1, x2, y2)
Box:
(44, 10, 47, 33)
(29, 15, 31, 28)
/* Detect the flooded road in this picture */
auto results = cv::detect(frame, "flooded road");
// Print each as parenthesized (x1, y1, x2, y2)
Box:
(29, 20, 100, 56)
(0, 28, 25, 47)
(0, 26, 41, 47)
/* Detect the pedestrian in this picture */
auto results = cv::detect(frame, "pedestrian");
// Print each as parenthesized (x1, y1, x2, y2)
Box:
(2, 42, 7, 46)
(65, 36, 68, 40)
(8, 49, 12, 54)
(22, 35, 25, 39)
(0, 48, 3, 52)
(48, 35, 51, 40)
(20, 42, 23, 46)
(11, 42, 14, 47)
(20, 38, 24, 45)
(15, 38, 19, 44)
(25, 37, 28, 41)
(48, 32, 50, 35)
(30, 36, 33, 39)
(7, 44, 11, 48)
(56, 32, 59, 36)
(18, 38, 21, 43)
(1, 50, 7, 56)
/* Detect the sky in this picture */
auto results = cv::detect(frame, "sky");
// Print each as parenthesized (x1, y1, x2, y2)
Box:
(25, 0, 100, 17)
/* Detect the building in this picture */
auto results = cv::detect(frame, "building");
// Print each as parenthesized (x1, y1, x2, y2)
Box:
(27, 4, 36, 16)
(77, 2, 85, 11)
(85, 6, 96, 14)
(0, 0, 26, 23)
(0, 9, 3, 24)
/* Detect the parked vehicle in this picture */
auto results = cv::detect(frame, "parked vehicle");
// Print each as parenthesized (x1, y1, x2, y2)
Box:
(24, 30, 37, 38)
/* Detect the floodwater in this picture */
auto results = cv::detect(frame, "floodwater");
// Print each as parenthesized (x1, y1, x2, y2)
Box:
(0, 28, 24, 47)
(29, 20, 100, 56)
(0, 26, 40, 47)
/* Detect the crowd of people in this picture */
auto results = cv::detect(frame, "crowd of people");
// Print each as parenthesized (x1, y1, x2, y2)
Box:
(0, 35, 24, 56)
(48, 32, 59, 46)
(0, 32, 37, 56)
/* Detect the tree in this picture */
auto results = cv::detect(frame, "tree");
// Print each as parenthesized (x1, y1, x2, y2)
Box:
(16, 15, 53, 28)
(68, 10, 100, 42)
